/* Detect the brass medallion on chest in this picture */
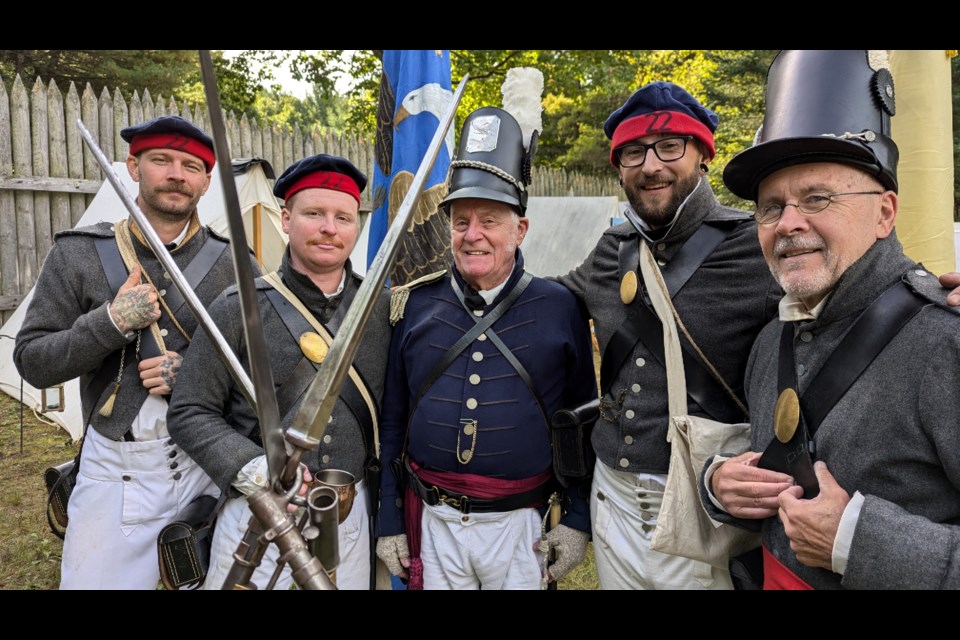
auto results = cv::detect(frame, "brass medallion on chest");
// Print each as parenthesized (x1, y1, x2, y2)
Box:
(620, 270, 639, 305)
(773, 388, 800, 443)
(299, 332, 329, 364)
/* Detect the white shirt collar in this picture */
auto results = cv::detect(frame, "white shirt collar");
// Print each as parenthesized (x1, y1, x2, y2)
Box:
(778, 291, 833, 322)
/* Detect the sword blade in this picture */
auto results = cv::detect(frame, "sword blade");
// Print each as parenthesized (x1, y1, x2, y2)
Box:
(286, 74, 470, 447)
(76, 119, 256, 408)
(198, 50, 287, 487)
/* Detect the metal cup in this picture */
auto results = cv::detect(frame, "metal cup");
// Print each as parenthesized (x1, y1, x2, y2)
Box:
(312, 469, 356, 525)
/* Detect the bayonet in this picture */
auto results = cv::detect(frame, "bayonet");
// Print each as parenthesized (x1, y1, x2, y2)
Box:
(285, 74, 470, 452)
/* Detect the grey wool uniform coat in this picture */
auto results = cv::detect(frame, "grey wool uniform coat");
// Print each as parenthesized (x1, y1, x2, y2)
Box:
(14, 221, 247, 440)
(557, 178, 782, 474)
(710, 232, 960, 590)
(167, 249, 391, 496)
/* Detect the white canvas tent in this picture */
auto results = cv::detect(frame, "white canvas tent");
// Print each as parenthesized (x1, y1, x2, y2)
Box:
(0, 160, 286, 441)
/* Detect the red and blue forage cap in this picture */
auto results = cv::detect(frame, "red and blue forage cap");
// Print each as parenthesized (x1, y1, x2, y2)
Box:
(604, 81, 719, 167)
(272, 154, 367, 206)
(120, 115, 216, 171)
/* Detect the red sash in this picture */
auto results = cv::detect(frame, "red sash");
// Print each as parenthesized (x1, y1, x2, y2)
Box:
(762, 545, 814, 590)
(403, 460, 552, 589)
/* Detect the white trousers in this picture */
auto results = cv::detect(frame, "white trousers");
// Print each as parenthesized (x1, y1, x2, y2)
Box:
(60, 427, 217, 590)
(205, 480, 371, 590)
(591, 461, 733, 590)
(420, 502, 544, 590)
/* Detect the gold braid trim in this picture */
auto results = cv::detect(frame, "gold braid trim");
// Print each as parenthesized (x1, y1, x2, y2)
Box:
(389, 269, 447, 326)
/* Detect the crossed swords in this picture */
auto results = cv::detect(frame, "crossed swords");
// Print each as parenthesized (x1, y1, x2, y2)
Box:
(78, 50, 468, 589)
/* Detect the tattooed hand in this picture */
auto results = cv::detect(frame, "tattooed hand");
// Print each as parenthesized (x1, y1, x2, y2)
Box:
(139, 351, 182, 395)
(110, 266, 161, 334)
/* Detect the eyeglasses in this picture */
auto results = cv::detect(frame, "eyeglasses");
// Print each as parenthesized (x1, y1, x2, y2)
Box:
(753, 191, 884, 225)
(616, 136, 694, 168)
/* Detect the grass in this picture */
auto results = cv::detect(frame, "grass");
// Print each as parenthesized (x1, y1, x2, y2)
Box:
(0, 392, 77, 590)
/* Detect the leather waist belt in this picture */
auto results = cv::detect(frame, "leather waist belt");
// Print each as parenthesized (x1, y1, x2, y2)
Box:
(404, 465, 548, 515)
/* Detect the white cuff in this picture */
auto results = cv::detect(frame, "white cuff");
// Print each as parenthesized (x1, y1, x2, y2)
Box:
(233, 455, 270, 496)
(106, 303, 134, 340)
(832, 490, 865, 575)
(704, 455, 732, 512)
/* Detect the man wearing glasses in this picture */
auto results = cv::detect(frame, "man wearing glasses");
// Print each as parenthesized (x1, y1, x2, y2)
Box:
(557, 81, 781, 589)
(706, 50, 960, 589)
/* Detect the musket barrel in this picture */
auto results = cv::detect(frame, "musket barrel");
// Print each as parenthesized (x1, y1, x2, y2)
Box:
(76, 119, 257, 409)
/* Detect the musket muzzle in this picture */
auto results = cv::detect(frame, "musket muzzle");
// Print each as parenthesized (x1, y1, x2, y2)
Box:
(304, 486, 340, 574)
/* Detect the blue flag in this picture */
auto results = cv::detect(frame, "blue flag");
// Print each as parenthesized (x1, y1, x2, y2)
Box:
(368, 50, 454, 285)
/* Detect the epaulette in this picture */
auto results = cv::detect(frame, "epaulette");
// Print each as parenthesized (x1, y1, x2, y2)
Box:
(54, 220, 116, 240)
(389, 269, 448, 326)
(905, 266, 960, 314)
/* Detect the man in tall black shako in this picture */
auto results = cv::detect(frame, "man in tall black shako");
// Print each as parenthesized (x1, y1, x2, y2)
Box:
(707, 50, 960, 589)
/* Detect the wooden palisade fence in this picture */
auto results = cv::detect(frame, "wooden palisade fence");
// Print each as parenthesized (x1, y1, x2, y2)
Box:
(0, 74, 619, 322)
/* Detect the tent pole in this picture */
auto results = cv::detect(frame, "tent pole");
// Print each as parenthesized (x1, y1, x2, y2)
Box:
(253, 203, 264, 268)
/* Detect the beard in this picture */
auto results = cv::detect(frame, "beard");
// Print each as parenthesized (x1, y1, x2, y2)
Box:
(139, 183, 201, 222)
(767, 234, 840, 303)
(623, 168, 702, 229)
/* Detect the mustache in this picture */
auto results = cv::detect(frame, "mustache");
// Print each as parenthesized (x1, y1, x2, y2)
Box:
(308, 237, 345, 249)
(774, 235, 824, 257)
(156, 185, 192, 195)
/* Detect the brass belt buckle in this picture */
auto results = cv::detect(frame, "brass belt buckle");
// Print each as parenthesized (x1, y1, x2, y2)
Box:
(435, 489, 471, 514)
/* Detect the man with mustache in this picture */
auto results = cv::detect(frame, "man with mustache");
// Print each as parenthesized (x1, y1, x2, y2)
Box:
(705, 49, 960, 590)
(168, 154, 391, 590)
(15, 115, 251, 589)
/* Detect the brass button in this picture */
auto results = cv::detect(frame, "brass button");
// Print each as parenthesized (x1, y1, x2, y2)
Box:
(322, 455, 330, 464)
(619, 457, 629, 468)
(463, 423, 476, 436)
(635, 358, 646, 367)
(631, 383, 641, 393)
(473, 310, 484, 317)
(472, 352, 484, 362)
(466, 398, 478, 410)
(159, 289, 167, 296)
(624, 435, 634, 445)
(469, 374, 481, 385)
(163, 272, 171, 280)
(478, 334, 488, 342)
(625, 409, 635, 419)
(323, 435, 332, 444)
(160, 328, 169, 337)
